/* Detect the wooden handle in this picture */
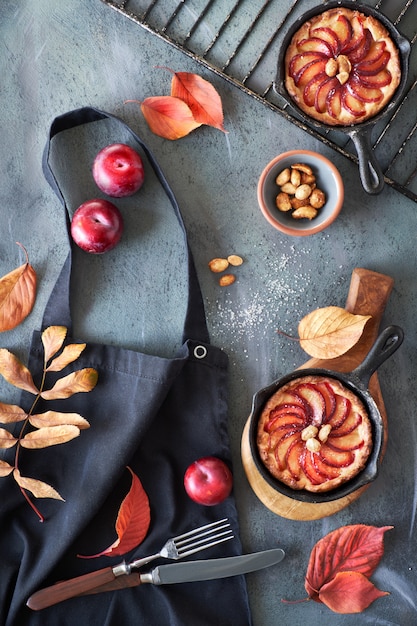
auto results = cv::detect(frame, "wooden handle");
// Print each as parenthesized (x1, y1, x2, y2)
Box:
(345, 267, 394, 341)
(26, 566, 118, 611)
(79, 571, 143, 595)
(302, 268, 394, 372)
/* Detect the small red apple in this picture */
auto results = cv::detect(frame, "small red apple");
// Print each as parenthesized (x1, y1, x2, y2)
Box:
(70, 199, 123, 254)
(92, 143, 145, 197)
(184, 456, 233, 506)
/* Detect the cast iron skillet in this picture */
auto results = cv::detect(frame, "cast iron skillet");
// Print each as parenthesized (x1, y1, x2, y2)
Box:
(274, 1, 411, 195)
(248, 325, 404, 503)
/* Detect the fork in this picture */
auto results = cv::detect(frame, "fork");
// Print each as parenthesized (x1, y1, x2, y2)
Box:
(26, 518, 234, 610)
(126, 517, 233, 571)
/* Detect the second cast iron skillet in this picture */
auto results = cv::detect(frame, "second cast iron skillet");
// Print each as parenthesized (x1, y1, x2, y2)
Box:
(274, 1, 411, 195)
(248, 325, 404, 504)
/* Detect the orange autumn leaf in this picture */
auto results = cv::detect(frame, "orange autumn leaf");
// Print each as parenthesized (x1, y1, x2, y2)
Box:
(140, 96, 202, 140)
(170, 71, 227, 132)
(79, 467, 151, 558)
(0, 243, 36, 332)
(42, 325, 87, 372)
(298, 306, 371, 359)
(0, 401, 27, 424)
(13, 468, 65, 501)
(29, 410, 90, 430)
(0, 348, 39, 395)
(20, 424, 81, 449)
(40, 367, 98, 400)
(0, 427, 18, 449)
(0, 459, 13, 477)
(41, 325, 67, 364)
(46, 343, 87, 372)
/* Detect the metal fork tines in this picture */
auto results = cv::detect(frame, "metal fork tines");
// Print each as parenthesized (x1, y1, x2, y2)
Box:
(129, 518, 233, 571)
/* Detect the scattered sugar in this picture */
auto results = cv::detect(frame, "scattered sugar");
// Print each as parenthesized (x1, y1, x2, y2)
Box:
(205, 239, 347, 375)
(206, 243, 311, 364)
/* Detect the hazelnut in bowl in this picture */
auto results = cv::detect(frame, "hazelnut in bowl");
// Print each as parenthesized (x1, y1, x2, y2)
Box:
(257, 150, 344, 236)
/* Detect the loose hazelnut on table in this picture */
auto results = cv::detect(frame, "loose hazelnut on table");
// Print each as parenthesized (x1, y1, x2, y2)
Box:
(219, 274, 236, 287)
(227, 254, 243, 266)
(208, 258, 229, 273)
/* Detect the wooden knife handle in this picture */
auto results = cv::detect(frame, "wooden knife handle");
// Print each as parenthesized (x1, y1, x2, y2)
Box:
(26, 566, 118, 611)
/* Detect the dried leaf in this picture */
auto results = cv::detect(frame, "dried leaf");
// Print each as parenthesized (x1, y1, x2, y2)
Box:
(0, 459, 13, 477)
(140, 96, 202, 140)
(13, 468, 64, 501)
(0, 348, 39, 395)
(20, 424, 80, 448)
(29, 410, 90, 430)
(318, 571, 389, 614)
(41, 367, 98, 400)
(298, 306, 371, 359)
(0, 401, 27, 424)
(170, 71, 226, 132)
(42, 325, 87, 372)
(46, 343, 87, 372)
(79, 467, 151, 558)
(0, 243, 36, 332)
(305, 525, 392, 613)
(0, 427, 18, 448)
(41, 326, 67, 364)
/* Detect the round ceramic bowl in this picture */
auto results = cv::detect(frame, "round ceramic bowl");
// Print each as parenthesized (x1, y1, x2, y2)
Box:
(257, 150, 344, 236)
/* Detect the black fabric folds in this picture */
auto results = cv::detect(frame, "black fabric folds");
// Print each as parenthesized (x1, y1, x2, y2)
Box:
(0, 108, 252, 626)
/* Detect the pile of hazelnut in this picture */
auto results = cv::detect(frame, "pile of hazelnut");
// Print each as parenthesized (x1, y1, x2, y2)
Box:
(275, 163, 326, 220)
(208, 254, 243, 286)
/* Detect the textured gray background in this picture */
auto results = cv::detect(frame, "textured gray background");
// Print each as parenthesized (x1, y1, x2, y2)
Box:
(0, 1, 416, 624)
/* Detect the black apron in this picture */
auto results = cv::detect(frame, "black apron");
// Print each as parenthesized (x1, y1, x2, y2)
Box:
(0, 108, 252, 626)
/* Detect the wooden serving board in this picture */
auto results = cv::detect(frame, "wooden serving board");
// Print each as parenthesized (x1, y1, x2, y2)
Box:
(241, 268, 394, 520)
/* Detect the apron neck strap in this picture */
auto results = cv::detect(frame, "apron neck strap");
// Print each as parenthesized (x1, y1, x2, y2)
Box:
(41, 107, 210, 345)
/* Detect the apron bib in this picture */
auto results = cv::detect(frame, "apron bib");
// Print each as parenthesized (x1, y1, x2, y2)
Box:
(0, 108, 252, 626)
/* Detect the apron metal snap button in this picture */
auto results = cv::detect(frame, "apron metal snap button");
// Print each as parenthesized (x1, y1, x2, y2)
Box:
(194, 345, 208, 359)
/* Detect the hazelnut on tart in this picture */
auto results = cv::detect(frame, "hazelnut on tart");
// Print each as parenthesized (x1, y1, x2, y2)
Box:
(257, 376, 373, 493)
(284, 7, 401, 126)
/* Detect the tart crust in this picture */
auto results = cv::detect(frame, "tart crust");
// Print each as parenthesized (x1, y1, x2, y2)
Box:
(257, 375, 373, 493)
(284, 7, 401, 126)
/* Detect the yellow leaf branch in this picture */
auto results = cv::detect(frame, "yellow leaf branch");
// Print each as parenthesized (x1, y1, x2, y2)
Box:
(0, 325, 97, 521)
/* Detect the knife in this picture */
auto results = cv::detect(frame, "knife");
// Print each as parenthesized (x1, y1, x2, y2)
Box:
(26, 548, 285, 611)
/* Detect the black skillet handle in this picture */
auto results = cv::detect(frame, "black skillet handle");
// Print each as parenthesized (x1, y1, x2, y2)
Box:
(348, 126, 385, 195)
(352, 325, 404, 386)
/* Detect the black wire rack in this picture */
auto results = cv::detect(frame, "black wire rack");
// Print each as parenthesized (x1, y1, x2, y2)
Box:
(101, 0, 417, 202)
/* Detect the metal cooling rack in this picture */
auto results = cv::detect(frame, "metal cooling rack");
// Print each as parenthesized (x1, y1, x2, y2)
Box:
(101, 0, 417, 201)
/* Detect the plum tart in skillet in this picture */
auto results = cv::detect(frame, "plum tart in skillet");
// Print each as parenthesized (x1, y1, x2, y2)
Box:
(257, 375, 373, 492)
(284, 7, 401, 126)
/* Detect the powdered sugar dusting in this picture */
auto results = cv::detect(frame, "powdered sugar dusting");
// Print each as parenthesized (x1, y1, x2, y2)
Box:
(207, 243, 310, 347)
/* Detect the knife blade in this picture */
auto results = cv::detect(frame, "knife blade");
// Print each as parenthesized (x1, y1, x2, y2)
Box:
(26, 548, 285, 611)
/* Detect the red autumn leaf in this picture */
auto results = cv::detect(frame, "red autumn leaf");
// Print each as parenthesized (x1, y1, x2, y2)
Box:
(300, 525, 392, 614)
(140, 96, 202, 140)
(170, 70, 227, 132)
(78, 467, 150, 559)
(318, 571, 389, 614)
(305, 524, 392, 601)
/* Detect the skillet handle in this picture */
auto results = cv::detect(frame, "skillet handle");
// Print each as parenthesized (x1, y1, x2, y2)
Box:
(352, 325, 404, 386)
(349, 126, 385, 195)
